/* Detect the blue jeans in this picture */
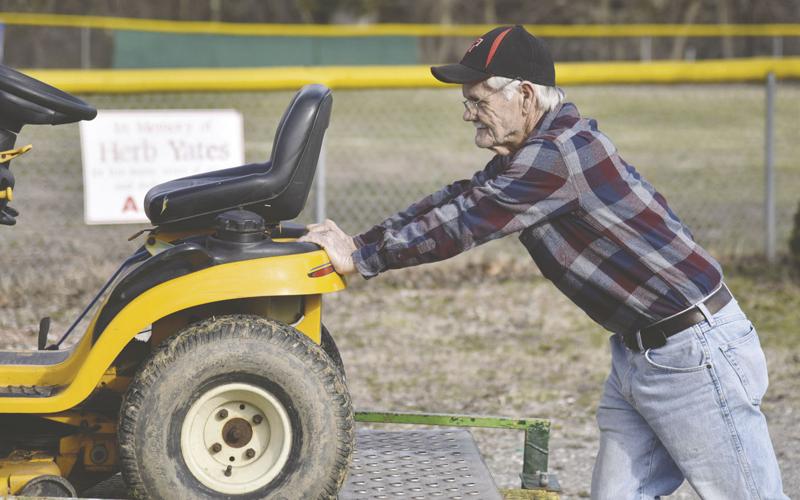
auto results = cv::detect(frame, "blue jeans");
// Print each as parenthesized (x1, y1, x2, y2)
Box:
(591, 298, 787, 499)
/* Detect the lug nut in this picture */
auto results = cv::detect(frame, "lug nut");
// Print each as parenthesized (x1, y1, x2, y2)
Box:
(217, 409, 228, 419)
(245, 448, 256, 459)
(253, 414, 263, 424)
(224, 465, 232, 477)
(211, 443, 222, 453)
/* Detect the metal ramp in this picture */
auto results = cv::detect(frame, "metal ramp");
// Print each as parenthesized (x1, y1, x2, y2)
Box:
(341, 428, 502, 499)
(74, 428, 501, 500)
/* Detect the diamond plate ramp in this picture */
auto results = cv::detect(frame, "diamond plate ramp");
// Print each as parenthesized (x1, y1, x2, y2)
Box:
(340, 428, 501, 500)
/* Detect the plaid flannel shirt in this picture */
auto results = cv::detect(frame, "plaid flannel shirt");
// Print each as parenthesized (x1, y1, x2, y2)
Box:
(353, 102, 722, 334)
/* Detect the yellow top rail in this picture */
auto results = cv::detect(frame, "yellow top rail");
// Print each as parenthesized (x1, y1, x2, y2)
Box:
(22, 57, 800, 94)
(1, 12, 800, 38)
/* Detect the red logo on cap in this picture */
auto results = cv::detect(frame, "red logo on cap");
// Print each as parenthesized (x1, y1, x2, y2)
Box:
(485, 27, 513, 68)
(467, 37, 483, 53)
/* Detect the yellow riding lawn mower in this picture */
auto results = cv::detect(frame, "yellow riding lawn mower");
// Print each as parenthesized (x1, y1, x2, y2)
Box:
(0, 65, 353, 498)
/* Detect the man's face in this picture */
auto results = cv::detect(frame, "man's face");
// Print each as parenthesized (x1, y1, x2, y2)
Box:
(462, 80, 527, 156)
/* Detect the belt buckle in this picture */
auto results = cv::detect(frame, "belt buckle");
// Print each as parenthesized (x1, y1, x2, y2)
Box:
(634, 330, 645, 352)
(622, 331, 644, 352)
(647, 329, 669, 350)
(633, 329, 668, 352)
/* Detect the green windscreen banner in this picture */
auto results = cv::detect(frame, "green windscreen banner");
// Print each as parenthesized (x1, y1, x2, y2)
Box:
(113, 31, 418, 68)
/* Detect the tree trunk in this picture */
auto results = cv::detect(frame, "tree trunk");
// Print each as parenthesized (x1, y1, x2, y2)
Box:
(434, 0, 455, 63)
(670, 0, 702, 60)
(483, 0, 496, 24)
(717, 0, 735, 58)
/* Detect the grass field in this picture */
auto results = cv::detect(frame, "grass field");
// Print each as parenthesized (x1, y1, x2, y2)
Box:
(1, 84, 799, 498)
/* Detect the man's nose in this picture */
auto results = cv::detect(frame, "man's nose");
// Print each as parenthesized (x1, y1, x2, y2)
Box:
(463, 107, 475, 122)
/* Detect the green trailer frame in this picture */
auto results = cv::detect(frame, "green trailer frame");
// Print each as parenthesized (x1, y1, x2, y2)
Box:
(355, 410, 561, 499)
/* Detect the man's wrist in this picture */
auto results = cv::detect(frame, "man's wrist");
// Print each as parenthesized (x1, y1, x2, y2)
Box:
(352, 243, 384, 279)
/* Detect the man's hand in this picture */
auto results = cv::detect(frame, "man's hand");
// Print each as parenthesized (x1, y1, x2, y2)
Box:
(298, 219, 358, 275)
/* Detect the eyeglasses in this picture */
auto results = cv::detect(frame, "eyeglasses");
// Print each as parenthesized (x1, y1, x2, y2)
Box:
(462, 79, 520, 114)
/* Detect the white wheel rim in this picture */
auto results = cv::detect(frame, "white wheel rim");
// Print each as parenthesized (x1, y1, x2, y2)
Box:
(180, 382, 292, 494)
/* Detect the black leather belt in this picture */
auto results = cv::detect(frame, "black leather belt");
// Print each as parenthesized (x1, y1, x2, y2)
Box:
(623, 285, 733, 352)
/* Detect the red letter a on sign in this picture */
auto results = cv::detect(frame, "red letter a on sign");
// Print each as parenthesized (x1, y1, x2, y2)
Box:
(122, 196, 139, 213)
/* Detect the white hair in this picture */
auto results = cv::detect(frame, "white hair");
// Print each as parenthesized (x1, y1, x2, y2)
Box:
(485, 76, 565, 113)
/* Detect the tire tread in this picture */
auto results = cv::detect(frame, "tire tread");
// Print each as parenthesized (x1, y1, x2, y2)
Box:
(118, 315, 353, 500)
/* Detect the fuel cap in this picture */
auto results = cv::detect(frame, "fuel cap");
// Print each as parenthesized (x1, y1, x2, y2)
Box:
(214, 210, 266, 243)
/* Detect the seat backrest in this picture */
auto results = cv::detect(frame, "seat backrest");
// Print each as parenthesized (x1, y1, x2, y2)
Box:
(142, 84, 332, 230)
(259, 84, 332, 220)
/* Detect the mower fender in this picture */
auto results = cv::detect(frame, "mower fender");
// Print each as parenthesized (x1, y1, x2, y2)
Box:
(3, 250, 344, 413)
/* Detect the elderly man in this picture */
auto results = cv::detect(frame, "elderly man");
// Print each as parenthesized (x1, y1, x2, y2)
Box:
(300, 25, 786, 499)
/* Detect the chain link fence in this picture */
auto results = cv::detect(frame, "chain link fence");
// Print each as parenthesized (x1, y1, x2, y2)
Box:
(13, 83, 800, 260)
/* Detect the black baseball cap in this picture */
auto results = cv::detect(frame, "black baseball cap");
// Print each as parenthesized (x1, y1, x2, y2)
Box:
(431, 25, 555, 86)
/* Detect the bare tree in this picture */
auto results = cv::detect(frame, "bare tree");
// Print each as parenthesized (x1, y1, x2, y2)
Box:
(670, 0, 703, 60)
(716, 0, 735, 58)
(484, 0, 497, 24)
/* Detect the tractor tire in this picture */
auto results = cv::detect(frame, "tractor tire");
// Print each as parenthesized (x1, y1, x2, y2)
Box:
(118, 315, 354, 500)
(320, 325, 345, 379)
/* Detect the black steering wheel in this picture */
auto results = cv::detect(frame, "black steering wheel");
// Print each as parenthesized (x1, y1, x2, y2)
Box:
(0, 64, 97, 127)
(0, 65, 98, 225)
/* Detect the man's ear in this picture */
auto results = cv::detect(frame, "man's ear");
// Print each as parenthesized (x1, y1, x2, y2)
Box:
(520, 81, 536, 114)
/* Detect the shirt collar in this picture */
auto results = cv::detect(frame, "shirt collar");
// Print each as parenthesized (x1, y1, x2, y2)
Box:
(497, 102, 577, 164)
(529, 101, 572, 139)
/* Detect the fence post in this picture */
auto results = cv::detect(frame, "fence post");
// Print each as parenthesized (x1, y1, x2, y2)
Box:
(764, 72, 776, 263)
(639, 36, 652, 61)
(81, 27, 90, 69)
(315, 139, 327, 223)
(772, 36, 783, 58)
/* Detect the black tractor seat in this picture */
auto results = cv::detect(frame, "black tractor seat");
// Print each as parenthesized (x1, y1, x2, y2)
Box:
(144, 84, 332, 231)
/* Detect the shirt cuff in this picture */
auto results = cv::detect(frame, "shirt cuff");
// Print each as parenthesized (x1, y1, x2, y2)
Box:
(353, 234, 368, 249)
(353, 226, 383, 248)
(352, 242, 386, 279)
